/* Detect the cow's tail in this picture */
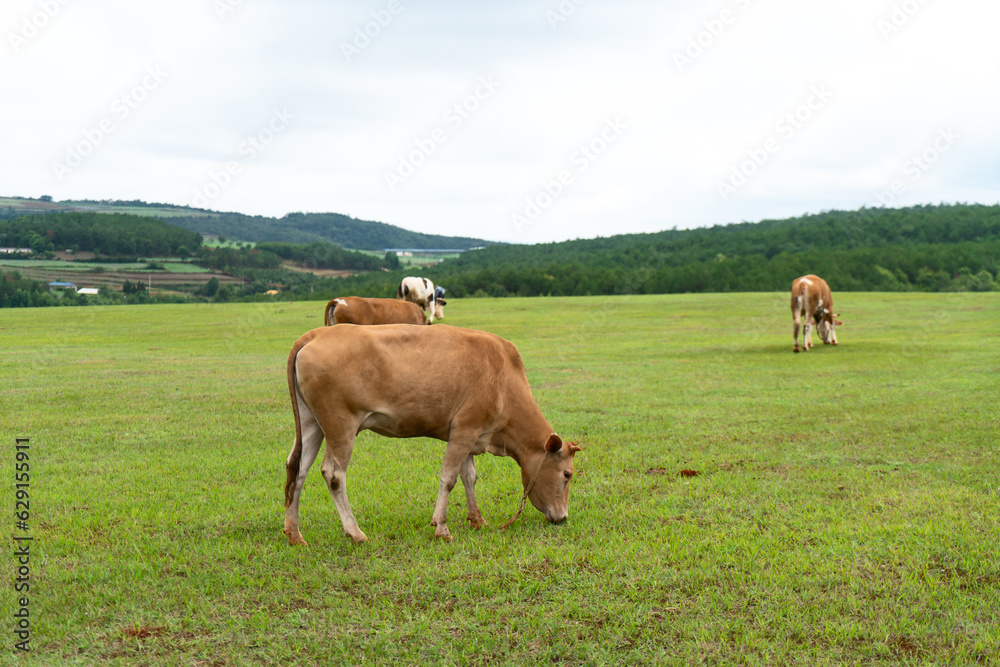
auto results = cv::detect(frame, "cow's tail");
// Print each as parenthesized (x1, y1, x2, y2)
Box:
(284, 336, 310, 508)
(324, 298, 345, 326)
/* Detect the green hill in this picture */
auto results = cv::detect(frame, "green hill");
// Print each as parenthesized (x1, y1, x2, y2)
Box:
(0, 211, 202, 256)
(323, 204, 1000, 297)
(4, 198, 998, 300)
(0, 197, 493, 250)
(164, 211, 492, 250)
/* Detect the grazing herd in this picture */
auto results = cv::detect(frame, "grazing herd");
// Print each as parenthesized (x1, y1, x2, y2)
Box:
(288, 276, 577, 545)
(284, 272, 842, 545)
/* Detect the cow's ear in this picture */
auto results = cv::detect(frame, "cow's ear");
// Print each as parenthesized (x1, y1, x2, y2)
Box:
(439, 298, 447, 305)
(544, 433, 563, 453)
(834, 319, 844, 326)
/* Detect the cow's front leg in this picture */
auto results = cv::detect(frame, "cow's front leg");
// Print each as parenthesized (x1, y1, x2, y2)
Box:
(803, 321, 813, 351)
(431, 440, 474, 540)
(460, 454, 487, 529)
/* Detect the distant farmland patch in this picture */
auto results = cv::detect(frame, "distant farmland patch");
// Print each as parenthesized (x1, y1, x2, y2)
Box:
(0, 257, 237, 294)
(161, 262, 211, 273)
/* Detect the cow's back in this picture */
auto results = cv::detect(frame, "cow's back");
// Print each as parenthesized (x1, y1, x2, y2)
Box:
(292, 324, 525, 438)
(792, 275, 828, 313)
(328, 297, 426, 326)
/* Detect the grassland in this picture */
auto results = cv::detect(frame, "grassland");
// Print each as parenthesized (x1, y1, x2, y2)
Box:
(2, 293, 998, 665)
(359, 249, 463, 267)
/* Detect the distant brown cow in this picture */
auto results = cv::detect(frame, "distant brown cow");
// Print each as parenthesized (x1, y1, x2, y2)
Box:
(324, 296, 426, 326)
(283, 324, 581, 544)
(791, 274, 842, 353)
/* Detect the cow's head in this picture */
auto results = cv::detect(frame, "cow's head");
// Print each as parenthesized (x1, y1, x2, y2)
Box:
(433, 298, 447, 320)
(524, 434, 581, 524)
(817, 311, 842, 344)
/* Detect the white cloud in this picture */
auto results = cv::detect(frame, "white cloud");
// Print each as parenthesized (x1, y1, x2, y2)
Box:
(2, 0, 998, 243)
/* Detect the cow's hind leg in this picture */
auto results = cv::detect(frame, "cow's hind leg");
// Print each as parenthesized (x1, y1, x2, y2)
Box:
(460, 454, 487, 529)
(792, 301, 803, 353)
(284, 397, 324, 546)
(319, 432, 367, 543)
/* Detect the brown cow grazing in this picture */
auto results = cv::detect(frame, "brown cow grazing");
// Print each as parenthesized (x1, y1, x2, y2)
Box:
(283, 324, 580, 544)
(791, 274, 843, 353)
(324, 296, 426, 326)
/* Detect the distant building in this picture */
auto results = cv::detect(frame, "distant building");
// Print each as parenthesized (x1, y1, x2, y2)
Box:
(78, 288, 100, 295)
(266, 290, 279, 295)
(48, 281, 77, 291)
(0, 247, 31, 254)
(384, 249, 467, 256)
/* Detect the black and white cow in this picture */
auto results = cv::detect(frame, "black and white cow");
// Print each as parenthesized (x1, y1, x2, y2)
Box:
(397, 276, 446, 323)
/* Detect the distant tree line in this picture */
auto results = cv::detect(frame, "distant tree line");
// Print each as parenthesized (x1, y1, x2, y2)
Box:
(1, 207, 62, 221)
(194, 245, 283, 272)
(190, 241, 398, 273)
(0, 269, 58, 307)
(4, 203, 999, 310)
(166, 211, 491, 250)
(0, 212, 203, 257)
(174, 204, 1000, 301)
(256, 242, 394, 271)
(296, 204, 1000, 298)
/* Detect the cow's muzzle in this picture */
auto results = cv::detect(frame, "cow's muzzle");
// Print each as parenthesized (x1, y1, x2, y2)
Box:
(546, 510, 568, 524)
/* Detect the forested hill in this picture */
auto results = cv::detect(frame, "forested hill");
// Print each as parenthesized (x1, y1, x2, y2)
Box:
(327, 204, 1000, 297)
(0, 211, 202, 256)
(165, 211, 492, 250)
(447, 205, 1000, 271)
(1, 197, 493, 250)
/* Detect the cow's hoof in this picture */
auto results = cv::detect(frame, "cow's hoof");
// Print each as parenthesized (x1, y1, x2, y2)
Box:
(286, 532, 308, 547)
(793, 348, 800, 353)
(346, 531, 368, 544)
(468, 516, 488, 529)
(434, 526, 453, 540)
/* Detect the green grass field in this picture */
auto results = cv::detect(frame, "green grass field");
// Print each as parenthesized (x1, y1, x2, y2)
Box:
(360, 249, 462, 266)
(2, 293, 998, 665)
(159, 262, 211, 274)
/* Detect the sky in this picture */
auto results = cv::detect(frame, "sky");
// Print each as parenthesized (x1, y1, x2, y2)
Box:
(3, 0, 999, 244)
